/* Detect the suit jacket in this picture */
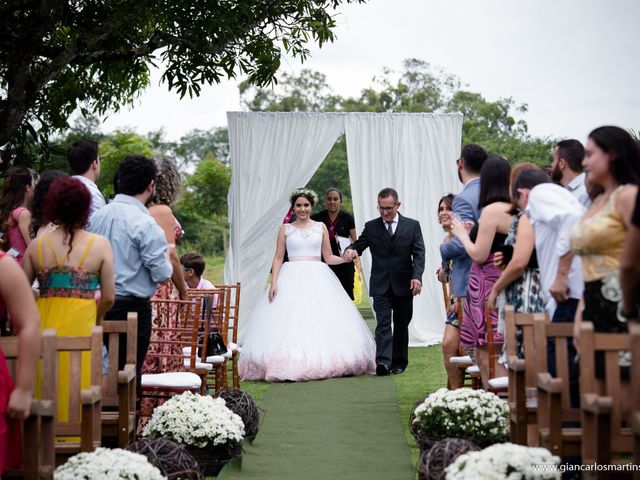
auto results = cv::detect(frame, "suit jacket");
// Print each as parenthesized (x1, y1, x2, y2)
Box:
(350, 213, 425, 297)
(440, 177, 480, 297)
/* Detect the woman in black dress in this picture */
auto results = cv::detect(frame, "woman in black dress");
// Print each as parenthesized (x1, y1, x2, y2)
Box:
(311, 188, 357, 299)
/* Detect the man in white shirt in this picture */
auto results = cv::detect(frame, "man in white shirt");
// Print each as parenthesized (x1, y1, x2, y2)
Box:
(515, 168, 585, 406)
(550, 139, 590, 208)
(68, 139, 106, 218)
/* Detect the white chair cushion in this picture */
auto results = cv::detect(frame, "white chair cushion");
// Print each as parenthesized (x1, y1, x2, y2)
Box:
(488, 376, 509, 389)
(466, 365, 480, 374)
(449, 355, 472, 365)
(141, 372, 201, 389)
(184, 359, 213, 371)
(184, 346, 226, 365)
(228, 342, 239, 351)
(205, 354, 226, 364)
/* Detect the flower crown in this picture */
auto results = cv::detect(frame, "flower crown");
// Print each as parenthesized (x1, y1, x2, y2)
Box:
(289, 188, 318, 204)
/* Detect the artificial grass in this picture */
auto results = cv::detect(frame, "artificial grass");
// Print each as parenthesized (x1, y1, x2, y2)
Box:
(220, 376, 414, 480)
(219, 287, 446, 478)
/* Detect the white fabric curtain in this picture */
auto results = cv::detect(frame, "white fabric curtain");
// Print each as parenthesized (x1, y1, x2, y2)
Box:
(345, 113, 463, 346)
(224, 112, 345, 340)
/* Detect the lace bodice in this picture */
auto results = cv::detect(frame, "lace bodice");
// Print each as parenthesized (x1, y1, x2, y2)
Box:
(284, 222, 323, 259)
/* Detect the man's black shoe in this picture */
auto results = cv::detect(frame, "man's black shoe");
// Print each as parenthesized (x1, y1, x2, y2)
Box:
(391, 367, 405, 375)
(376, 364, 390, 376)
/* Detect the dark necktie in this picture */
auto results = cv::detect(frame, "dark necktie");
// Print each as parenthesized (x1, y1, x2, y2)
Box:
(386, 221, 394, 237)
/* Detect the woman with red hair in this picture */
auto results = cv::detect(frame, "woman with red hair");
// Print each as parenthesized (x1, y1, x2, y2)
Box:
(22, 177, 115, 436)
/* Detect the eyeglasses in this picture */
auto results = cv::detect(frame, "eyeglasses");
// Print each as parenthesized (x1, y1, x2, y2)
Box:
(377, 206, 397, 213)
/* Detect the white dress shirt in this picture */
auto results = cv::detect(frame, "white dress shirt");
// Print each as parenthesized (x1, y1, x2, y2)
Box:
(566, 172, 590, 209)
(384, 213, 399, 235)
(526, 183, 586, 316)
(73, 175, 106, 216)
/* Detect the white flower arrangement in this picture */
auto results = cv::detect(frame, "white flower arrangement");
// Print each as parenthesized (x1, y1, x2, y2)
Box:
(445, 443, 561, 479)
(54, 447, 166, 480)
(289, 187, 318, 205)
(412, 388, 509, 445)
(143, 391, 245, 448)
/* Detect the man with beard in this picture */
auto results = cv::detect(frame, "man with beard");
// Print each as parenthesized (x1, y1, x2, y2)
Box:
(550, 139, 590, 208)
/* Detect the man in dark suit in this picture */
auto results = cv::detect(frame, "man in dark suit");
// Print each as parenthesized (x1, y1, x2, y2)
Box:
(344, 188, 425, 376)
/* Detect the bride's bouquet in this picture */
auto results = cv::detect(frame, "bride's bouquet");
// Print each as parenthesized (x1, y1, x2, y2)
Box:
(412, 388, 509, 446)
(445, 443, 561, 479)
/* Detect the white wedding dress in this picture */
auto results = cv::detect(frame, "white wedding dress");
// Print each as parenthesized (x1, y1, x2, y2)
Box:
(239, 222, 376, 382)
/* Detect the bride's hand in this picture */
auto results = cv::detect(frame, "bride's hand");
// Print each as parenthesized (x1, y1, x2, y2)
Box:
(268, 284, 277, 303)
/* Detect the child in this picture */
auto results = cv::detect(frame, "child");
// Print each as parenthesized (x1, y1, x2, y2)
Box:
(180, 253, 215, 290)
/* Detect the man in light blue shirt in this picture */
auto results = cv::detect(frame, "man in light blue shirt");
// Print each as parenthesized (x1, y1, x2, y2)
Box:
(89, 154, 172, 380)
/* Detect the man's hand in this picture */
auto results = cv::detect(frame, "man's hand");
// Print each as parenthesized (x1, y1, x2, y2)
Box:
(410, 279, 422, 296)
(487, 287, 499, 310)
(343, 249, 357, 262)
(550, 273, 570, 303)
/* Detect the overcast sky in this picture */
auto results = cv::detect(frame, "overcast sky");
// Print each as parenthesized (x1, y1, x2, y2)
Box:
(101, 0, 640, 145)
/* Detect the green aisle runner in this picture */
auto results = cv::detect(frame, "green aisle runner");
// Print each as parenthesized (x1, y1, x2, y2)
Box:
(220, 374, 414, 480)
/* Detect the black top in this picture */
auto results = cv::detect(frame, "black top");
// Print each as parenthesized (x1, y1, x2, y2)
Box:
(469, 223, 508, 253)
(311, 210, 355, 255)
(633, 188, 640, 228)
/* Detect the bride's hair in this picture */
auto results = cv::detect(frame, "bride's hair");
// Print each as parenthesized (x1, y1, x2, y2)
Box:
(289, 188, 318, 207)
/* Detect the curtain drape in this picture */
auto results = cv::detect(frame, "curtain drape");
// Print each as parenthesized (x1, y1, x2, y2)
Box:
(344, 113, 463, 345)
(224, 112, 345, 340)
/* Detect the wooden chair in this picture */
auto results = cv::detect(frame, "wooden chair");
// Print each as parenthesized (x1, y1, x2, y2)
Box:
(440, 282, 476, 389)
(54, 326, 103, 464)
(1, 329, 57, 479)
(486, 302, 508, 396)
(215, 283, 242, 389)
(187, 288, 227, 393)
(101, 313, 137, 447)
(140, 299, 206, 410)
(504, 307, 540, 446)
(444, 295, 479, 388)
(534, 315, 581, 458)
(579, 321, 633, 474)
(630, 323, 640, 477)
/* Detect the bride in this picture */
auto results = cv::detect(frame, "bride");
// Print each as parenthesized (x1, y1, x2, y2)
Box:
(239, 188, 376, 382)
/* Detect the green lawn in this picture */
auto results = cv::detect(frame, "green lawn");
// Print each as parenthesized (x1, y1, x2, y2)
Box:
(203, 254, 226, 284)
(394, 345, 447, 466)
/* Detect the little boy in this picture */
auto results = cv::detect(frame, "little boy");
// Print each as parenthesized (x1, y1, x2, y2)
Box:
(180, 253, 215, 290)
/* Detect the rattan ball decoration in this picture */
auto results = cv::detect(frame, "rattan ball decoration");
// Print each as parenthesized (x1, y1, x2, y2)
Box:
(126, 437, 202, 480)
(409, 395, 435, 453)
(214, 389, 261, 439)
(418, 438, 481, 480)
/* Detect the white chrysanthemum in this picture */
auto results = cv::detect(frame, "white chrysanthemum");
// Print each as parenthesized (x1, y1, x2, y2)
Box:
(445, 443, 561, 479)
(143, 392, 245, 448)
(412, 388, 509, 444)
(54, 448, 166, 479)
